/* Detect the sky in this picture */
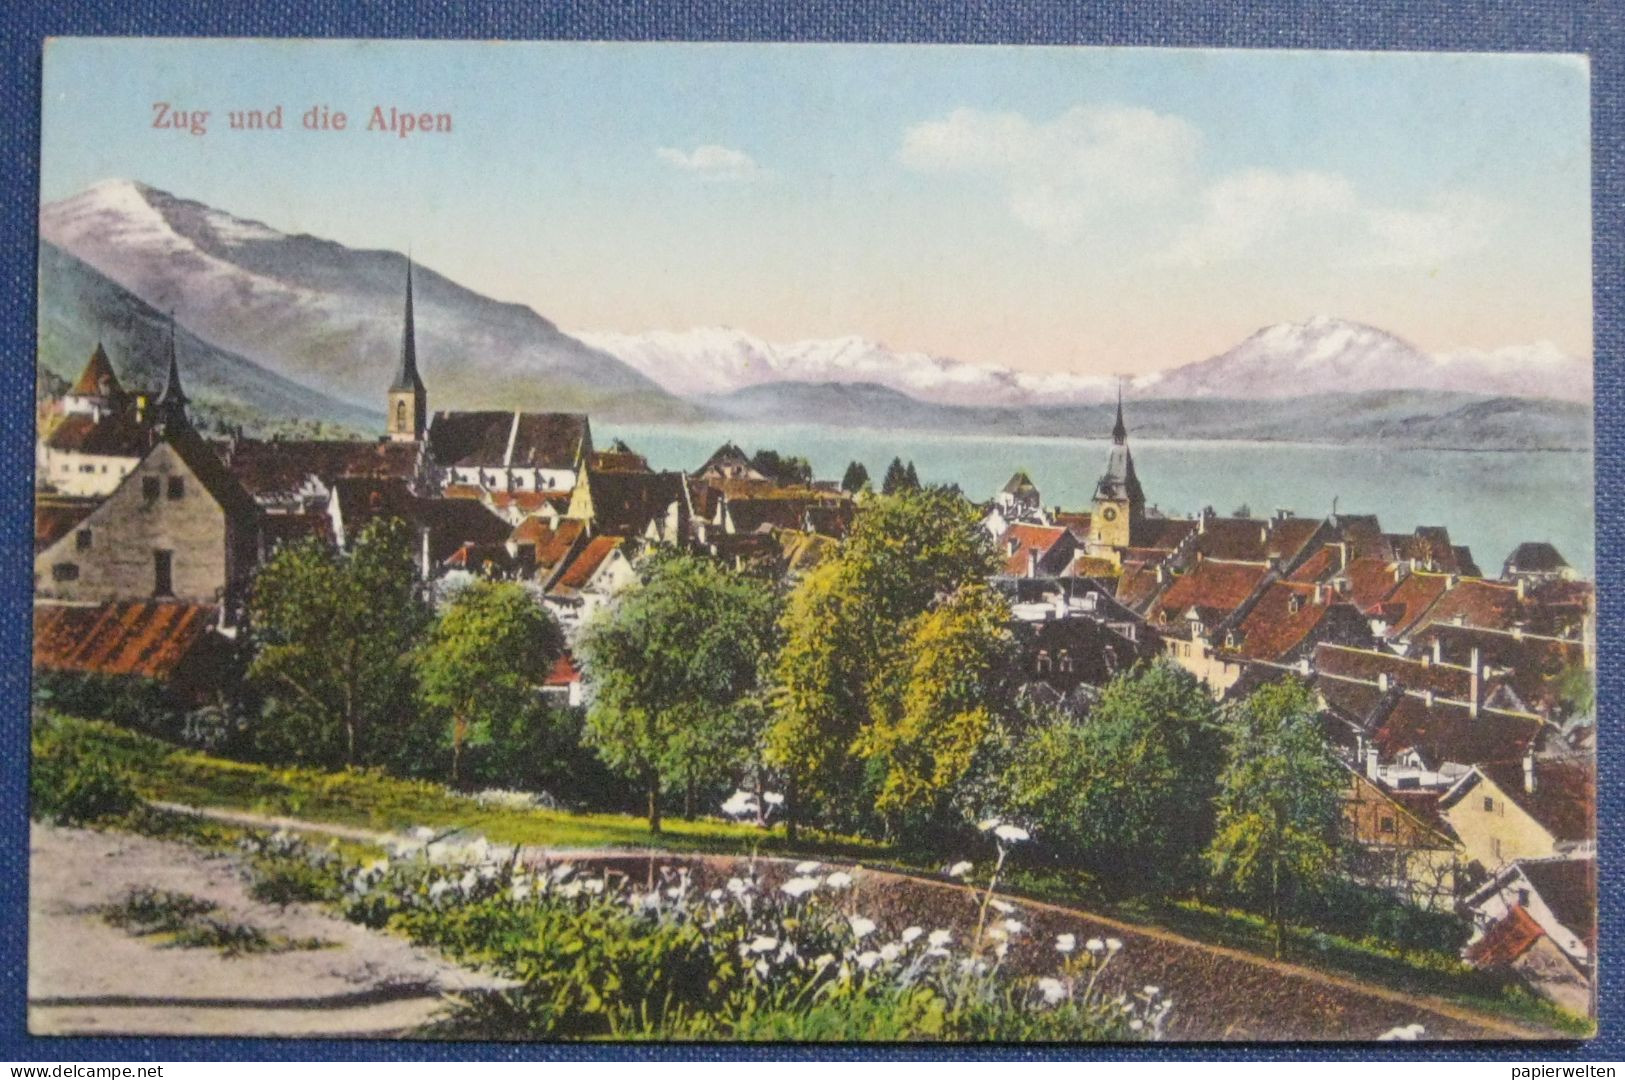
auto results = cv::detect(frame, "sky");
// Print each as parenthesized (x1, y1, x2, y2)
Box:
(40, 39, 1592, 376)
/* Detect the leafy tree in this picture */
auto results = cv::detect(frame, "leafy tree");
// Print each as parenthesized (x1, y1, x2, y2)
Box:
(997, 659, 1223, 891)
(840, 460, 870, 494)
(769, 487, 999, 839)
(417, 580, 566, 787)
(855, 582, 1013, 831)
(580, 553, 780, 832)
(1207, 678, 1347, 956)
(750, 448, 814, 487)
(248, 517, 428, 768)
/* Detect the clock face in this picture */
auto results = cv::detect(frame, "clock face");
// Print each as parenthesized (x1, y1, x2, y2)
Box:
(1101, 506, 1118, 522)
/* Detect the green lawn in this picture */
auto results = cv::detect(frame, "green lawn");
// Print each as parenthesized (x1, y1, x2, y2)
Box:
(38, 711, 888, 862)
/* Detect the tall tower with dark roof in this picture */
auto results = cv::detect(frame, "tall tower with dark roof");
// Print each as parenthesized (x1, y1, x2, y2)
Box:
(387, 258, 427, 442)
(155, 313, 191, 434)
(1090, 383, 1145, 550)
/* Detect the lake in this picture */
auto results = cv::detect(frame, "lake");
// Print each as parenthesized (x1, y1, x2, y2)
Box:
(598, 421, 1597, 577)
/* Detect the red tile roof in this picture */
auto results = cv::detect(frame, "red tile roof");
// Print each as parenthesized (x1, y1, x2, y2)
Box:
(1136, 518, 1198, 551)
(1412, 577, 1525, 635)
(1114, 561, 1165, 613)
(1288, 545, 1340, 584)
(1146, 560, 1269, 628)
(34, 601, 220, 682)
(1338, 557, 1406, 612)
(34, 498, 98, 553)
(534, 518, 589, 576)
(221, 438, 419, 501)
(998, 523, 1071, 575)
(1465, 905, 1546, 969)
(70, 344, 125, 397)
(1192, 518, 1271, 562)
(550, 536, 625, 594)
(1226, 583, 1358, 662)
(544, 652, 582, 687)
(1314, 643, 1474, 700)
(44, 410, 153, 458)
(1052, 511, 1092, 541)
(1381, 571, 1454, 637)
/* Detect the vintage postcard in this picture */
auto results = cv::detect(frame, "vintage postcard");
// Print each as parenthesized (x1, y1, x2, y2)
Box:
(29, 39, 1595, 1042)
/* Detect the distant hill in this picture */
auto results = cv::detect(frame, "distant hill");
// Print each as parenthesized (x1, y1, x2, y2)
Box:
(38, 241, 380, 437)
(701, 381, 1592, 451)
(40, 180, 699, 422)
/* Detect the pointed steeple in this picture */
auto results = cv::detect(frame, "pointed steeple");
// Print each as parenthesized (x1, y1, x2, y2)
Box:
(72, 342, 124, 400)
(156, 311, 190, 432)
(391, 257, 425, 394)
(1112, 380, 1128, 445)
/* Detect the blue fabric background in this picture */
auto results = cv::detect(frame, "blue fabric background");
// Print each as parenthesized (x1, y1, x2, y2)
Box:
(0, 0, 1617, 1062)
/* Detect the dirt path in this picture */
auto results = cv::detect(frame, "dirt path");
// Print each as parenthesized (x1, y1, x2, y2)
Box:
(142, 802, 1560, 1042)
(28, 823, 514, 1038)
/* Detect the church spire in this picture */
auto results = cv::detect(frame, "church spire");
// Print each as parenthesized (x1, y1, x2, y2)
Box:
(391, 257, 424, 394)
(1112, 379, 1128, 445)
(156, 311, 190, 433)
(386, 256, 427, 441)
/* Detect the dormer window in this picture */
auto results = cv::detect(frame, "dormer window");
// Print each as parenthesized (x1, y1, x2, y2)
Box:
(1288, 594, 1303, 614)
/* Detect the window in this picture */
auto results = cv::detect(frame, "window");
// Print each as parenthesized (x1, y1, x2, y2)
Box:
(142, 476, 161, 502)
(1483, 796, 1495, 813)
(75, 529, 92, 551)
(79, 464, 95, 474)
(153, 550, 173, 597)
(396, 399, 407, 428)
(1379, 815, 1395, 834)
(1057, 649, 1073, 674)
(167, 476, 185, 499)
(1517, 888, 1531, 908)
(1491, 837, 1503, 861)
(1035, 649, 1052, 674)
(51, 562, 79, 582)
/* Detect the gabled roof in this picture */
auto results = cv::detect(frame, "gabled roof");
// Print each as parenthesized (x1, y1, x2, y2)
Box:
(222, 438, 419, 501)
(1145, 559, 1269, 629)
(44, 411, 152, 457)
(1518, 857, 1596, 943)
(1136, 518, 1197, 551)
(1464, 905, 1547, 969)
(34, 600, 221, 681)
(588, 449, 651, 473)
(70, 343, 125, 398)
(1413, 577, 1526, 636)
(1335, 557, 1406, 611)
(1225, 583, 1364, 662)
(550, 535, 626, 596)
(534, 518, 589, 579)
(1266, 517, 1327, 566)
(427, 411, 590, 471)
(1505, 542, 1570, 575)
(586, 469, 689, 539)
(1381, 571, 1454, 637)
(1114, 560, 1166, 613)
(1477, 758, 1594, 845)
(34, 497, 98, 553)
(1192, 517, 1271, 562)
(165, 429, 258, 520)
(1314, 643, 1475, 700)
(1002, 470, 1039, 497)
(997, 523, 1071, 575)
(261, 511, 334, 549)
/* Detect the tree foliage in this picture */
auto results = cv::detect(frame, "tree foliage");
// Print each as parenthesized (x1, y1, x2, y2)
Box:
(750, 448, 814, 488)
(580, 553, 780, 832)
(1207, 678, 1347, 956)
(417, 580, 566, 787)
(997, 659, 1223, 891)
(880, 457, 923, 495)
(840, 460, 870, 494)
(247, 517, 429, 768)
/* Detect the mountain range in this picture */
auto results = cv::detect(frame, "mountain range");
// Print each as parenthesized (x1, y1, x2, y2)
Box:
(35, 179, 1593, 451)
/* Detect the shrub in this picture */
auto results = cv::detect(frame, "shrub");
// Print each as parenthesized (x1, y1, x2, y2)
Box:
(31, 719, 139, 825)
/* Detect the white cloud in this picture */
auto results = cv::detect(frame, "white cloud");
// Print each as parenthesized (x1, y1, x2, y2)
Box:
(898, 104, 1201, 238)
(655, 144, 763, 181)
(1160, 169, 1358, 267)
(1161, 169, 1500, 269)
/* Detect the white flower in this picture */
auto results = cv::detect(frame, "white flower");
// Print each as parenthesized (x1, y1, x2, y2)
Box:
(1130, 1019, 1144, 1032)
(993, 940, 1009, 959)
(988, 898, 1015, 915)
(946, 860, 973, 878)
(726, 876, 749, 895)
(1105, 937, 1123, 954)
(993, 823, 1030, 844)
(747, 935, 779, 954)
(557, 881, 583, 899)
(762, 791, 785, 806)
(879, 943, 901, 962)
(510, 881, 531, 902)
(1002, 918, 1025, 936)
(1143, 984, 1161, 998)
(927, 946, 951, 959)
(781, 876, 820, 899)
(928, 929, 952, 948)
(364, 858, 389, 877)
(411, 826, 437, 841)
(428, 879, 450, 901)
(583, 878, 606, 895)
(459, 869, 479, 893)
(795, 860, 822, 874)
(721, 790, 758, 818)
(551, 863, 576, 882)
(856, 950, 881, 971)
(664, 886, 682, 899)
(825, 871, 853, 889)
(1378, 1023, 1426, 1041)
(849, 915, 877, 939)
(1056, 933, 1076, 954)
(1086, 937, 1105, 955)
(901, 926, 923, 944)
(812, 952, 836, 970)
(1037, 977, 1066, 1005)
(753, 958, 771, 978)
(978, 817, 1001, 832)
(708, 888, 724, 902)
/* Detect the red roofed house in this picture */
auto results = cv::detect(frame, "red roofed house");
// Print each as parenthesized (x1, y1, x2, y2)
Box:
(1340, 764, 1462, 910)
(1462, 857, 1595, 1016)
(37, 344, 157, 497)
(545, 535, 636, 628)
(541, 652, 585, 708)
(1439, 753, 1595, 873)
(1144, 559, 1271, 693)
(996, 523, 1078, 578)
(33, 599, 236, 705)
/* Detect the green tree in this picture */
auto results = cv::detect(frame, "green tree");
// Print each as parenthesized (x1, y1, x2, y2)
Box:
(840, 460, 870, 494)
(750, 448, 814, 487)
(580, 553, 780, 832)
(769, 487, 999, 839)
(417, 580, 566, 787)
(855, 582, 1013, 831)
(904, 460, 920, 490)
(997, 659, 1223, 891)
(248, 517, 429, 768)
(1207, 678, 1347, 956)
(880, 457, 909, 495)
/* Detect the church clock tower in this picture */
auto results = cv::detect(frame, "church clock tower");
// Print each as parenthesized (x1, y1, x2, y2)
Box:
(1090, 387, 1145, 550)
(387, 259, 427, 442)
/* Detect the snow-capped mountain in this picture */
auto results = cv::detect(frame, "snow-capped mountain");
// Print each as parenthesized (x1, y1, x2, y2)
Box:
(574, 328, 1121, 408)
(1136, 316, 1591, 403)
(581, 317, 1591, 407)
(39, 179, 688, 419)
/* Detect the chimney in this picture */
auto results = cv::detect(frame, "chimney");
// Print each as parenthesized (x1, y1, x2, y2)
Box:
(1516, 577, 1527, 601)
(1335, 541, 1349, 570)
(1432, 637, 1442, 664)
(1365, 745, 1379, 781)
(1007, 537, 1020, 556)
(1377, 672, 1390, 692)
(419, 526, 432, 580)
(1027, 547, 1039, 579)
(1469, 645, 1481, 717)
(1422, 689, 1434, 707)
(1314, 584, 1326, 606)
(1523, 748, 1536, 793)
(1393, 563, 1407, 584)
(1297, 656, 1311, 676)
(1155, 564, 1167, 585)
